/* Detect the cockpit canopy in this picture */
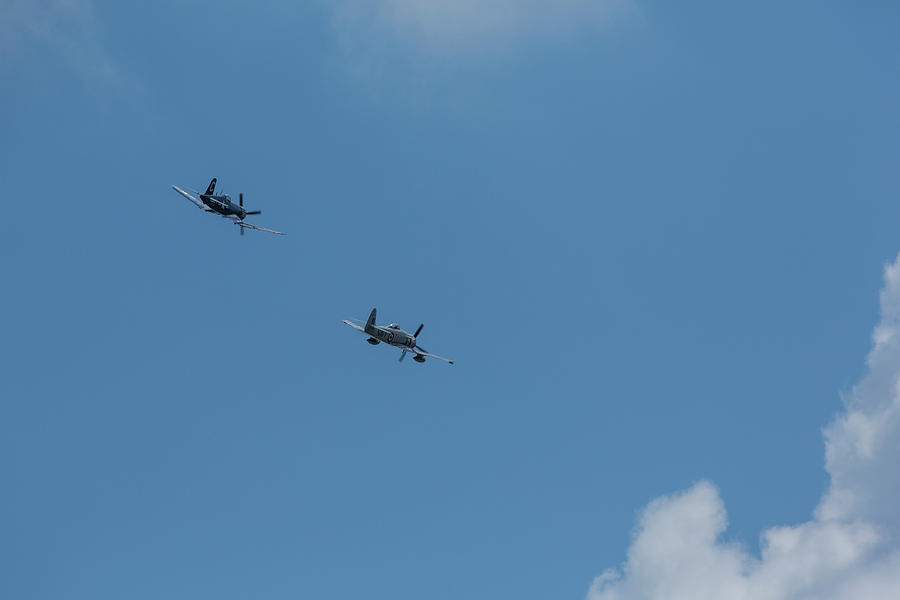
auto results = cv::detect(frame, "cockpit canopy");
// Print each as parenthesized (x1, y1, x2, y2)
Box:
(388, 323, 400, 329)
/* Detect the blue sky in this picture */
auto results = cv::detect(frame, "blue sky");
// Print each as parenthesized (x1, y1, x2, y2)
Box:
(2, 2, 900, 599)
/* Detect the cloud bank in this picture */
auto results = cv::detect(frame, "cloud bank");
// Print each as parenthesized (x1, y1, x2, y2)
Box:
(0, 0, 118, 85)
(328, 0, 632, 58)
(589, 257, 900, 599)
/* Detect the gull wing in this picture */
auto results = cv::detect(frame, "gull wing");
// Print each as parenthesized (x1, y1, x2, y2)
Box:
(172, 185, 210, 211)
(235, 222, 286, 236)
(415, 347, 455, 365)
(343, 319, 366, 333)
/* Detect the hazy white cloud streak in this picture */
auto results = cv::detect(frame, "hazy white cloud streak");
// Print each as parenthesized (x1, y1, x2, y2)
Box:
(589, 256, 900, 599)
(328, 0, 632, 58)
(0, 0, 118, 85)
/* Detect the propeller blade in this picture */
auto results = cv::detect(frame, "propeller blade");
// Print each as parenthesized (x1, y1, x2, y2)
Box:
(399, 350, 408, 362)
(245, 210, 261, 215)
(415, 344, 428, 354)
(239, 192, 243, 207)
(414, 324, 424, 338)
(240, 226, 244, 236)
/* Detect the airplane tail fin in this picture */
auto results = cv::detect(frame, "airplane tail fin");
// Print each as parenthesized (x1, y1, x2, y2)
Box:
(205, 178, 217, 195)
(365, 308, 377, 333)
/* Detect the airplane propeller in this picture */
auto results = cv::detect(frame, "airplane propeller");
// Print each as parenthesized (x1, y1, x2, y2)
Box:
(399, 324, 426, 362)
(238, 193, 262, 235)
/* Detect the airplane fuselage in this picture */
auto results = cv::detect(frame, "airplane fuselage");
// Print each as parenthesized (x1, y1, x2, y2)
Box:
(200, 193, 246, 220)
(366, 324, 417, 349)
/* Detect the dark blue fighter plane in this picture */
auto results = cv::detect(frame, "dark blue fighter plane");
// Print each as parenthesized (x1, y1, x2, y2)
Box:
(172, 178, 285, 235)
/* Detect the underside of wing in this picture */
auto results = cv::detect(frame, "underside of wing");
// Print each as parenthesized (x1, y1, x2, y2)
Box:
(343, 319, 366, 332)
(235, 222, 286, 235)
(415, 348, 455, 365)
(172, 185, 210, 211)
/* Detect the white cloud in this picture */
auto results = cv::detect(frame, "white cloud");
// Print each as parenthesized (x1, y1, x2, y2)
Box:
(1, 0, 118, 85)
(324, 0, 634, 101)
(327, 0, 633, 58)
(589, 255, 900, 600)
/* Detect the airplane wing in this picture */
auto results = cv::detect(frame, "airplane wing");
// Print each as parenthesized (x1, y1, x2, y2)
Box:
(415, 347, 455, 365)
(171, 185, 210, 211)
(343, 319, 366, 333)
(235, 221, 286, 236)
